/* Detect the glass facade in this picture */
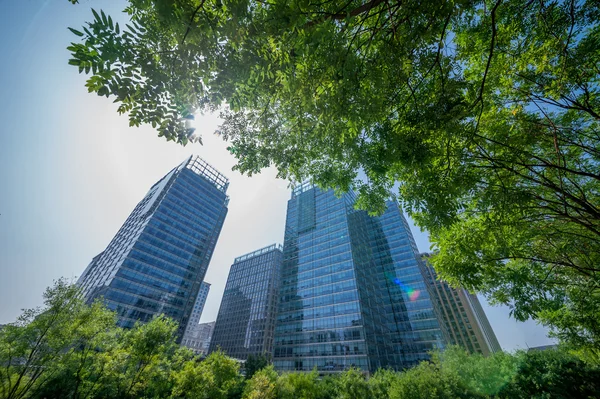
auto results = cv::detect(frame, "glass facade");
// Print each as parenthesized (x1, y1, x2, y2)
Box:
(209, 244, 283, 360)
(78, 156, 229, 339)
(420, 253, 501, 356)
(273, 186, 445, 374)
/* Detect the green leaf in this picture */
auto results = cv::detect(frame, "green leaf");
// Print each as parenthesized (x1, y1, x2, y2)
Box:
(91, 8, 101, 23)
(68, 27, 84, 37)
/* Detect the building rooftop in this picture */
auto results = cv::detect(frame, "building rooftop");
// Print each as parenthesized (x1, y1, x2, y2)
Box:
(234, 243, 283, 263)
(184, 156, 229, 193)
(291, 181, 314, 198)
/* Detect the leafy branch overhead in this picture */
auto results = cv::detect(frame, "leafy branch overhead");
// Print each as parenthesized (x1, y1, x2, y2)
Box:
(67, 0, 600, 354)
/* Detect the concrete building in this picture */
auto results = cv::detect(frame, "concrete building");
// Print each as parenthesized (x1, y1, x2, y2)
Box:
(78, 156, 229, 339)
(209, 244, 283, 360)
(184, 282, 211, 334)
(183, 321, 215, 355)
(420, 253, 501, 355)
(181, 281, 210, 352)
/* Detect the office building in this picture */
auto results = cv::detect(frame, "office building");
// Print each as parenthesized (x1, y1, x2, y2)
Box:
(78, 156, 229, 339)
(420, 253, 501, 355)
(183, 321, 215, 355)
(209, 244, 283, 359)
(181, 281, 210, 351)
(272, 185, 445, 374)
(185, 282, 211, 333)
(463, 290, 502, 354)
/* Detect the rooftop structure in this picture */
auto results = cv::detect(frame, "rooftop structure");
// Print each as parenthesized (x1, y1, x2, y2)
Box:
(235, 244, 284, 263)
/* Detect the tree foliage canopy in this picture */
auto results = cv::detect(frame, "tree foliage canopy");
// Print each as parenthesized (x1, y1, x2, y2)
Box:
(66, 0, 600, 352)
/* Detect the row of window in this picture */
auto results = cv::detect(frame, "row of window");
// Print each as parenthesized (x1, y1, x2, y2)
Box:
(147, 218, 207, 250)
(275, 313, 362, 333)
(105, 287, 182, 319)
(277, 301, 360, 322)
(275, 327, 363, 345)
(273, 356, 369, 372)
(110, 277, 186, 307)
(163, 183, 224, 225)
(282, 259, 354, 281)
(117, 265, 188, 296)
(167, 182, 223, 224)
(136, 233, 195, 265)
(128, 249, 195, 279)
(281, 268, 355, 292)
(274, 342, 366, 358)
(278, 289, 359, 309)
(122, 253, 190, 286)
(281, 278, 357, 302)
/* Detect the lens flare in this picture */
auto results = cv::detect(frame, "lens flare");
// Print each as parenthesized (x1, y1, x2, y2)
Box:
(393, 278, 420, 301)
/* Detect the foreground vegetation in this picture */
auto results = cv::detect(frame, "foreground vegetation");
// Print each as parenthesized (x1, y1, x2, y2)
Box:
(1, 280, 599, 399)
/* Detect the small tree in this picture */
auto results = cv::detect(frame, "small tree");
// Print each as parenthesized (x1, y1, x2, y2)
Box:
(498, 349, 600, 399)
(335, 368, 370, 399)
(171, 349, 243, 399)
(0, 279, 116, 399)
(368, 369, 399, 399)
(242, 366, 278, 399)
(434, 346, 520, 397)
(277, 369, 321, 399)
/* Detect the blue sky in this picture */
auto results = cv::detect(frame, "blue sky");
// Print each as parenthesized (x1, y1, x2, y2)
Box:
(0, 0, 555, 350)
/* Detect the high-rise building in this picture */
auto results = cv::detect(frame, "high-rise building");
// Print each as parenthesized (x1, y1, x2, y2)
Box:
(78, 156, 229, 339)
(181, 281, 210, 351)
(272, 185, 445, 374)
(185, 282, 211, 332)
(209, 244, 283, 360)
(420, 253, 501, 355)
(183, 321, 215, 356)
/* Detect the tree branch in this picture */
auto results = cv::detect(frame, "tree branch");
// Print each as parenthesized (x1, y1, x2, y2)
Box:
(304, 0, 386, 27)
(473, 0, 502, 129)
(181, 0, 207, 45)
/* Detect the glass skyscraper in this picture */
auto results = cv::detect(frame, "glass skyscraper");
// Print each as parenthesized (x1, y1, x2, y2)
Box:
(420, 253, 502, 356)
(78, 156, 229, 339)
(273, 185, 445, 373)
(209, 244, 283, 360)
